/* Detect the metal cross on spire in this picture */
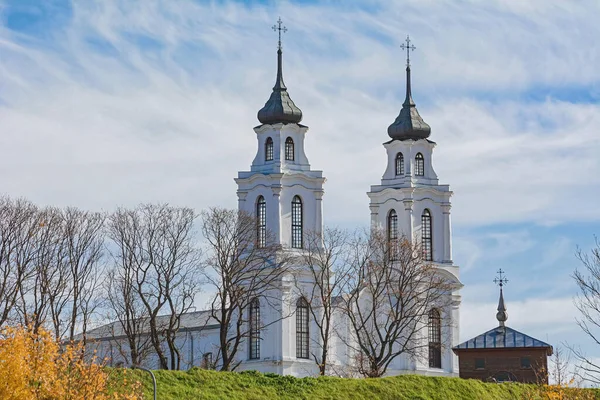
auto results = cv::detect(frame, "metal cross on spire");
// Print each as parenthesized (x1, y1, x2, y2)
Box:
(272, 17, 287, 50)
(494, 269, 509, 288)
(400, 35, 416, 67)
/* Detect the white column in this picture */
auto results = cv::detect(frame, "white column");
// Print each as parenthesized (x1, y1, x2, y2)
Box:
(315, 189, 324, 236)
(369, 204, 379, 230)
(271, 184, 282, 246)
(403, 199, 414, 241)
(237, 191, 247, 212)
(450, 295, 461, 373)
(442, 203, 452, 263)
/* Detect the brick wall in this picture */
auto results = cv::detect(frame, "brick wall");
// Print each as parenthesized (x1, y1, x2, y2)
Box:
(454, 348, 549, 384)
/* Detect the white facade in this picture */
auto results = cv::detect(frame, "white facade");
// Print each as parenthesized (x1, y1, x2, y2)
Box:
(366, 138, 462, 376)
(85, 43, 462, 378)
(235, 122, 325, 248)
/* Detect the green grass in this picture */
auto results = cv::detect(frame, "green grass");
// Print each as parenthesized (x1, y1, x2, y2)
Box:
(112, 368, 600, 400)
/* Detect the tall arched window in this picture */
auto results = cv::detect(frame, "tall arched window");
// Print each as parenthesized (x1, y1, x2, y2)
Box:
(415, 153, 425, 176)
(395, 153, 404, 176)
(422, 209, 432, 261)
(256, 196, 266, 248)
(285, 137, 295, 161)
(265, 137, 274, 161)
(296, 297, 309, 359)
(291, 195, 303, 249)
(388, 209, 398, 261)
(388, 209, 398, 241)
(428, 308, 441, 368)
(249, 298, 260, 360)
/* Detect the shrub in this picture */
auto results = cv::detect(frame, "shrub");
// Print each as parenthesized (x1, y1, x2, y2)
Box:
(0, 325, 142, 400)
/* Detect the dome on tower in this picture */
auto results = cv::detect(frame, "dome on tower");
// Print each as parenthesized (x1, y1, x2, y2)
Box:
(257, 48, 303, 125)
(387, 65, 431, 141)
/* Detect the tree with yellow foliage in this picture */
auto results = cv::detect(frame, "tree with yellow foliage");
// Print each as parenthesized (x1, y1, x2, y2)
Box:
(0, 325, 142, 400)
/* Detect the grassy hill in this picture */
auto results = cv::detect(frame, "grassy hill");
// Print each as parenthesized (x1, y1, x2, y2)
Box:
(111, 368, 600, 400)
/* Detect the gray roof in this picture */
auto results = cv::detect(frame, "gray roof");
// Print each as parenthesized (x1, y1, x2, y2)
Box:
(453, 326, 552, 353)
(82, 310, 219, 342)
(257, 48, 303, 125)
(387, 66, 431, 141)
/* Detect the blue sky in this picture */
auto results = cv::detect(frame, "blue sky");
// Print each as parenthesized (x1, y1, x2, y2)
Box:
(1, 0, 599, 374)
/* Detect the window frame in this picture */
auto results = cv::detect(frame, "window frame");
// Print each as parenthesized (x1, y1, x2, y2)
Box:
(415, 152, 425, 176)
(249, 298, 260, 360)
(291, 195, 303, 249)
(475, 358, 485, 370)
(285, 137, 295, 161)
(256, 196, 266, 248)
(296, 297, 310, 359)
(387, 209, 398, 261)
(428, 308, 442, 369)
(395, 152, 404, 176)
(520, 357, 531, 369)
(422, 209, 433, 262)
(265, 137, 274, 161)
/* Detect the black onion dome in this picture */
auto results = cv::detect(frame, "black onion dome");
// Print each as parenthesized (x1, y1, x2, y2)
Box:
(257, 48, 303, 125)
(387, 66, 431, 140)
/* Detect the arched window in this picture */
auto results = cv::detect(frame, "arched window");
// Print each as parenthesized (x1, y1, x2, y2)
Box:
(265, 137, 274, 161)
(249, 298, 260, 360)
(415, 153, 425, 176)
(388, 209, 399, 261)
(256, 196, 266, 248)
(422, 209, 432, 261)
(296, 297, 309, 359)
(291, 196, 303, 249)
(388, 209, 398, 241)
(428, 308, 441, 368)
(395, 153, 404, 176)
(285, 137, 295, 161)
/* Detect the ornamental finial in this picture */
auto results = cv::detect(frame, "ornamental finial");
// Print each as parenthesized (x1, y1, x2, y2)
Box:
(494, 269, 509, 327)
(272, 17, 287, 51)
(400, 35, 416, 67)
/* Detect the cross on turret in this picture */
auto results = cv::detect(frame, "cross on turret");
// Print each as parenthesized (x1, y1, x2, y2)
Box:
(272, 17, 287, 50)
(400, 35, 416, 67)
(494, 268, 508, 288)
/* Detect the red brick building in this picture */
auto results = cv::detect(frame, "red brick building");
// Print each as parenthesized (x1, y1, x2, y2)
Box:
(453, 271, 553, 384)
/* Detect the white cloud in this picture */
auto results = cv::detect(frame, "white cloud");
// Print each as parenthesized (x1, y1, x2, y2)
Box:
(461, 296, 578, 343)
(0, 0, 598, 228)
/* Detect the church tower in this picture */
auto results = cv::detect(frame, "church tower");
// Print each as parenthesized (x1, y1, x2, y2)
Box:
(235, 19, 325, 249)
(367, 37, 461, 375)
(235, 19, 324, 376)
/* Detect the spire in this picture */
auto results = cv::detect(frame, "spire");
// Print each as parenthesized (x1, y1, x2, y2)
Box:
(257, 17, 303, 125)
(387, 35, 431, 141)
(494, 269, 509, 327)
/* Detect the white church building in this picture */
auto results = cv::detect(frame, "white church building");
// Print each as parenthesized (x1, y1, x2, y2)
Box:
(85, 30, 462, 378)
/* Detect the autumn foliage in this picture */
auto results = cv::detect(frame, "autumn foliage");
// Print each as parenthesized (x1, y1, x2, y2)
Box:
(0, 325, 142, 400)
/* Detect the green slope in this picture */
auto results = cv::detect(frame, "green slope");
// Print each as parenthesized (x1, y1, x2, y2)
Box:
(112, 368, 600, 400)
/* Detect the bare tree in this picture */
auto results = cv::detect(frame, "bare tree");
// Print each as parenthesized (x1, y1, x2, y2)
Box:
(24, 206, 67, 336)
(61, 208, 106, 343)
(297, 227, 351, 375)
(548, 345, 581, 386)
(338, 230, 453, 378)
(2, 198, 44, 328)
(200, 207, 291, 371)
(105, 261, 152, 367)
(107, 204, 201, 370)
(572, 239, 600, 385)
